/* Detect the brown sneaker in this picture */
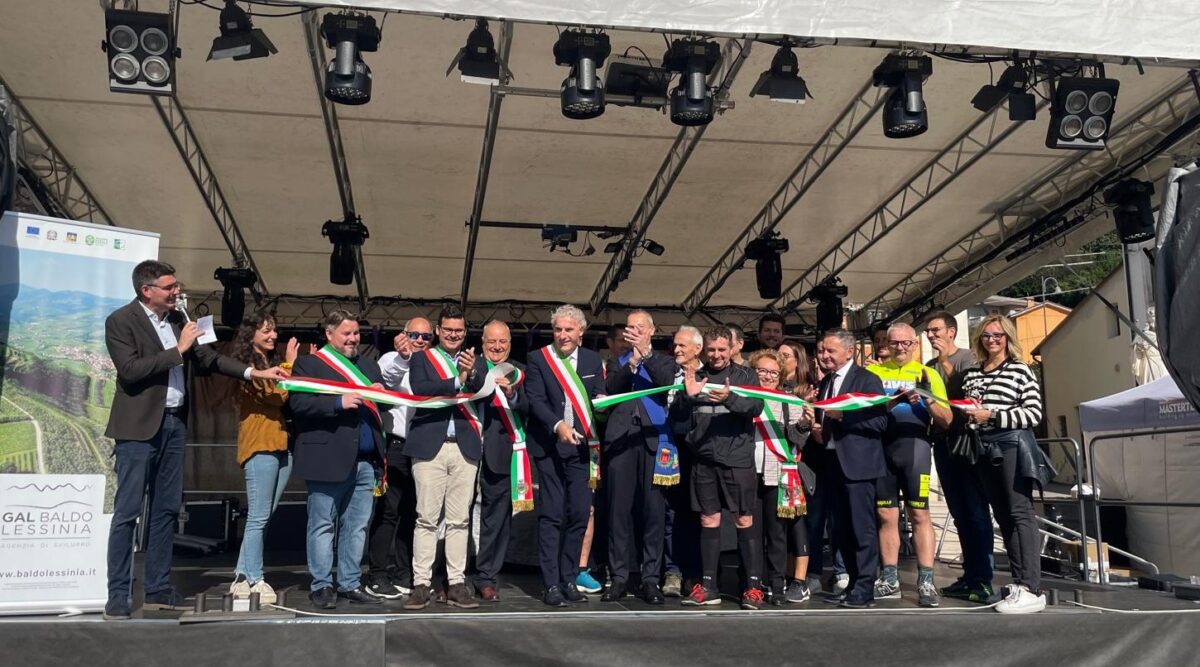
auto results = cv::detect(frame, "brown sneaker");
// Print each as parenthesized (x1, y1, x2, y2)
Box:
(446, 583, 479, 609)
(403, 584, 432, 610)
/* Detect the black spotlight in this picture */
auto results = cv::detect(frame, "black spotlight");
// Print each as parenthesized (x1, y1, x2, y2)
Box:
(320, 13, 381, 105)
(103, 9, 177, 95)
(214, 267, 257, 327)
(664, 38, 721, 126)
(603, 240, 623, 253)
(553, 30, 611, 119)
(322, 214, 369, 285)
(1045, 76, 1119, 150)
(810, 277, 848, 333)
(208, 1, 278, 62)
(750, 46, 809, 104)
(971, 64, 1036, 121)
(745, 233, 790, 299)
(451, 19, 501, 85)
(1104, 179, 1156, 244)
(643, 239, 666, 256)
(541, 225, 578, 251)
(873, 54, 932, 139)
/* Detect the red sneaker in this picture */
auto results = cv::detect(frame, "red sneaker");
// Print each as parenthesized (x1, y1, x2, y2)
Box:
(681, 583, 722, 606)
(741, 587, 766, 610)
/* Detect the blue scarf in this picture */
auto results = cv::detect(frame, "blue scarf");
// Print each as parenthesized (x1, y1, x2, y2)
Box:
(621, 351, 679, 486)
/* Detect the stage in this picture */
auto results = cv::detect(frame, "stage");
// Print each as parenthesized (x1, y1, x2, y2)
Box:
(5, 558, 1200, 667)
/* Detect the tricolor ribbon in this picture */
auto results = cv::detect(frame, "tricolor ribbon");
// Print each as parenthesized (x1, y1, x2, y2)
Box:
(281, 361, 520, 409)
(426, 347, 484, 438)
(486, 360, 534, 513)
(592, 384, 979, 412)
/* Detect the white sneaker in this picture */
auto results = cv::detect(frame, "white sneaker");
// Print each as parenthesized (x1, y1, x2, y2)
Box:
(250, 580, 277, 606)
(230, 579, 252, 599)
(832, 574, 850, 595)
(995, 584, 1045, 614)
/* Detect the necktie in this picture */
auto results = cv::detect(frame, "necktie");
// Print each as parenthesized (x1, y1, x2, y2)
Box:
(563, 353, 575, 430)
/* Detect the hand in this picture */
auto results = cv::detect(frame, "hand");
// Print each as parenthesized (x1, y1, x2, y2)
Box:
(251, 366, 289, 381)
(394, 332, 414, 360)
(340, 392, 364, 410)
(810, 421, 825, 444)
(801, 386, 818, 402)
(904, 390, 922, 406)
(801, 405, 815, 424)
(176, 322, 201, 354)
(456, 348, 476, 378)
(495, 376, 515, 398)
(285, 337, 299, 365)
(706, 379, 732, 403)
(968, 408, 991, 426)
(825, 409, 843, 422)
(625, 328, 651, 364)
(556, 422, 583, 445)
(371, 382, 383, 390)
(930, 336, 950, 356)
(683, 366, 705, 397)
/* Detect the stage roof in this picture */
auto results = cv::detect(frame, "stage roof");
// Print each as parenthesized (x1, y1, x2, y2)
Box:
(2, 0, 1199, 329)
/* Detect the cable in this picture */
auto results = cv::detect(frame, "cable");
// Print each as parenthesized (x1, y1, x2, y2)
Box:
(1064, 600, 1200, 614)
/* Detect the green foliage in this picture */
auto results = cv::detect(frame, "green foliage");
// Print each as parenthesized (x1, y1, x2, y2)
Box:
(1000, 231, 1123, 308)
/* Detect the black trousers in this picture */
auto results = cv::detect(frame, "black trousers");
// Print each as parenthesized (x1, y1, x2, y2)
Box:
(757, 479, 810, 592)
(975, 437, 1040, 590)
(804, 448, 839, 578)
(474, 462, 511, 589)
(366, 443, 416, 587)
(535, 446, 592, 589)
(831, 464, 879, 601)
(606, 441, 668, 586)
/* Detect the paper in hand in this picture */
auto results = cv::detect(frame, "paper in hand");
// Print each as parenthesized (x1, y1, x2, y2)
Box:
(196, 315, 218, 345)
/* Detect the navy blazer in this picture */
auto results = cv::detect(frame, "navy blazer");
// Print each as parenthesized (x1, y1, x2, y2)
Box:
(405, 348, 487, 462)
(603, 351, 677, 452)
(288, 353, 386, 483)
(524, 345, 605, 459)
(817, 363, 888, 481)
(481, 360, 527, 475)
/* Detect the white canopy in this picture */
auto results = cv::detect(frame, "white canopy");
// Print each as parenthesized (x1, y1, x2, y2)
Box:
(1079, 376, 1200, 433)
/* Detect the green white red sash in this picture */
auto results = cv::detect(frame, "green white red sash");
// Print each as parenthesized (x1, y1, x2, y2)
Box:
(426, 347, 484, 439)
(488, 360, 534, 512)
(541, 345, 601, 489)
(753, 407, 806, 518)
(311, 345, 387, 496)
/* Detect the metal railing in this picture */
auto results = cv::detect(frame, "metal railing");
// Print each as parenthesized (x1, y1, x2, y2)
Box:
(1087, 426, 1200, 585)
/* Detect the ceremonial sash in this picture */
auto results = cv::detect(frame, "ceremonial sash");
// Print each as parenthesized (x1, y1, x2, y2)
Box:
(618, 351, 678, 486)
(427, 347, 484, 439)
(541, 346, 602, 489)
(487, 360, 534, 512)
(312, 345, 387, 496)
(753, 406, 806, 518)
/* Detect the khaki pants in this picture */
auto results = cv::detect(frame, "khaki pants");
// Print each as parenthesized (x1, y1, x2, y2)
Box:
(411, 443, 478, 587)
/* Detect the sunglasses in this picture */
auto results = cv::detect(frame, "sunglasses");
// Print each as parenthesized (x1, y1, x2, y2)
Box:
(406, 332, 435, 342)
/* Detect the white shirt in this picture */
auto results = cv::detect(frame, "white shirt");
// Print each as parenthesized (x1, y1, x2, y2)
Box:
(140, 302, 185, 408)
(824, 359, 854, 450)
(379, 350, 414, 439)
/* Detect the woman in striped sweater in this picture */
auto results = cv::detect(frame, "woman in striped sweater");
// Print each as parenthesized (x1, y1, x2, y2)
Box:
(960, 314, 1045, 614)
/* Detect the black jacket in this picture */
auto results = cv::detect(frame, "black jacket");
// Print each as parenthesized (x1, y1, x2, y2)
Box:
(405, 348, 487, 462)
(481, 360, 527, 474)
(288, 353, 386, 483)
(524, 346, 605, 459)
(603, 351, 678, 453)
(669, 363, 763, 469)
(814, 363, 888, 481)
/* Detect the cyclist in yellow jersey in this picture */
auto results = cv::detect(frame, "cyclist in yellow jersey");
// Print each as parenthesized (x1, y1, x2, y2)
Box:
(866, 323, 952, 607)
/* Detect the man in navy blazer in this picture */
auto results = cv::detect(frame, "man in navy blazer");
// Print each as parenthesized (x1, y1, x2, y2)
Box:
(401, 304, 486, 610)
(811, 328, 888, 608)
(525, 304, 605, 606)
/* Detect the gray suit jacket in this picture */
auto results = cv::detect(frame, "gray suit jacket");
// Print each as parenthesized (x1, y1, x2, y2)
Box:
(104, 299, 247, 441)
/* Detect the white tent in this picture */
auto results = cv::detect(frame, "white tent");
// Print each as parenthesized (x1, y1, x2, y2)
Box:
(1080, 377, 1200, 576)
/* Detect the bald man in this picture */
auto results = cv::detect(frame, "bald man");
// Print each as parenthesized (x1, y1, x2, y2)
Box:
(365, 317, 434, 599)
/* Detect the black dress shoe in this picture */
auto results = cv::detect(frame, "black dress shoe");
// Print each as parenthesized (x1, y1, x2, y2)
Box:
(562, 582, 587, 603)
(143, 589, 191, 611)
(543, 586, 569, 607)
(840, 594, 876, 609)
(643, 583, 665, 605)
(309, 586, 337, 610)
(338, 585, 383, 605)
(103, 596, 131, 620)
(601, 582, 627, 602)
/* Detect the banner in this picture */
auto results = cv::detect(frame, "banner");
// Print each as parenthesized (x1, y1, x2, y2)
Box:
(0, 211, 160, 512)
(0, 474, 109, 614)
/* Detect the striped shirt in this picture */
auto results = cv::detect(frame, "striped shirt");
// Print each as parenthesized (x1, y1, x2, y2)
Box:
(960, 361, 1042, 431)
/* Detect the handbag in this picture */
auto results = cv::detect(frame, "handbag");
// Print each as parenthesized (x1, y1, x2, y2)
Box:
(949, 424, 982, 464)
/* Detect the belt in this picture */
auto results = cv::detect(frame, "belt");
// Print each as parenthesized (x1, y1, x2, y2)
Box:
(164, 406, 184, 415)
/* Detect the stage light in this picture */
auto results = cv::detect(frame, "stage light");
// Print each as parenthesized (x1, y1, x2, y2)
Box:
(603, 240, 622, 253)
(1045, 76, 1119, 150)
(750, 46, 809, 104)
(971, 64, 1036, 121)
(643, 239, 666, 256)
(810, 277, 848, 333)
(553, 30, 611, 120)
(746, 233, 789, 299)
(873, 54, 932, 139)
(541, 225, 579, 251)
(320, 13, 381, 105)
(208, 1, 278, 62)
(103, 9, 177, 95)
(664, 38, 721, 126)
(214, 267, 257, 327)
(322, 214, 369, 285)
(1105, 179, 1156, 244)
(604, 53, 668, 106)
(450, 19, 500, 85)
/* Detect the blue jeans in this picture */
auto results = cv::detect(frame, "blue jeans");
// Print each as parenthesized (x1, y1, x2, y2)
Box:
(107, 412, 187, 601)
(934, 439, 995, 584)
(235, 451, 292, 583)
(306, 461, 375, 592)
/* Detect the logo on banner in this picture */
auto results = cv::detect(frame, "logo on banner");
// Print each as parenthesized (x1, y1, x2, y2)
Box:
(46, 230, 58, 241)
(112, 239, 124, 250)
(0, 481, 97, 539)
(65, 232, 77, 243)
(84, 235, 95, 246)
(24, 225, 39, 237)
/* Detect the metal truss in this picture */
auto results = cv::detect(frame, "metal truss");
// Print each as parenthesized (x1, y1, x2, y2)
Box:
(303, 10, 368, 309)
(680, 77, 887, 316)
(588, 38, 753, 316)
(151, 95, 268, 296)
(1, 78, 113, 225)
(865, 76, 1200, 323)
(459, 21, 515, 308)
(771, 96, 1051, 315)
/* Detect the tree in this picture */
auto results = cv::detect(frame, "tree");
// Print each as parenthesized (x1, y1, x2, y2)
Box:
(1000, 231, 1123, 308)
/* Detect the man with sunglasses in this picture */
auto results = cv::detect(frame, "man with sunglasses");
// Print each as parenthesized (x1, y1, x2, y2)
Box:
(366, 317, 435, 599)
(866, 323, 952, 607)
(103, 260, 287, 620)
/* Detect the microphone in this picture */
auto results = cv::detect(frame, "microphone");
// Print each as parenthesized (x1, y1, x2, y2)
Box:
(175, 292, 191, 322)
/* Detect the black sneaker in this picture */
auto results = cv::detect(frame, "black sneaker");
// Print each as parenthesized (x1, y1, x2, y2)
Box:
(339, 585, 384, 605)
(562, 582, 587, 603)
(143, 589, 190, 611)
(366, 578, 404, 600)
(308, 586, 337, 610)
(103, 596, 131, 620)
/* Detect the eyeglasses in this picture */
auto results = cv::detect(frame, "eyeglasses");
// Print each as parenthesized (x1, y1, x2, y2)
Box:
(980, 332, 1007, 341)
(439, 327, 466, 336)
(888, 340, 916, 348)
(406, 331, 435, 342)
(754, 368, 781, 378)
(150, 281, 182, 292)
